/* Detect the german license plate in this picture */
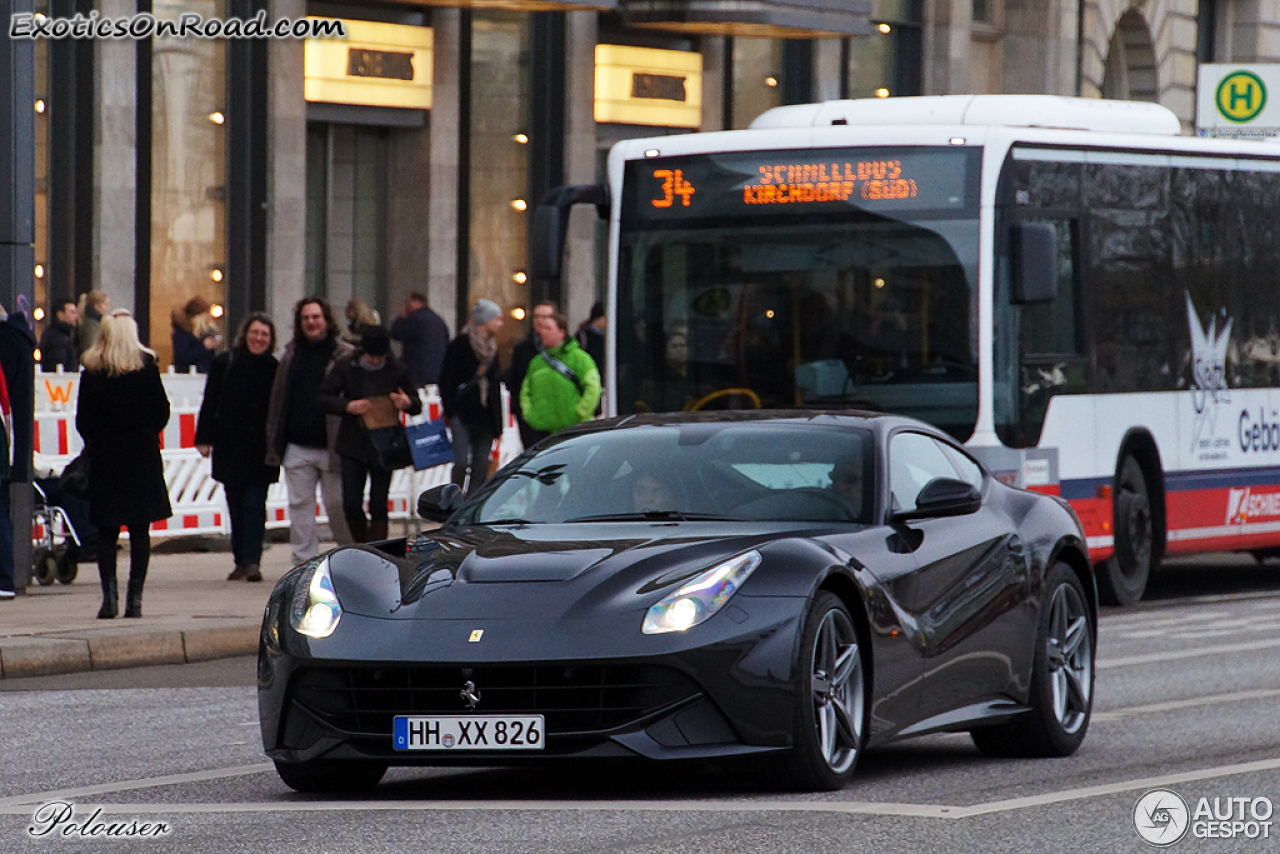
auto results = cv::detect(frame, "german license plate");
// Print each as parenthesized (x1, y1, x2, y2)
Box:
(393, 715, 545, 751)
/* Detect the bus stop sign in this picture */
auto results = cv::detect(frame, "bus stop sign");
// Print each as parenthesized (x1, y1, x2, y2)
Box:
(1197, 64, 1280, 139)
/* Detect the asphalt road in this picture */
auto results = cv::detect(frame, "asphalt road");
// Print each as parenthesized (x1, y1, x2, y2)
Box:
(2, 557, 1279, 854)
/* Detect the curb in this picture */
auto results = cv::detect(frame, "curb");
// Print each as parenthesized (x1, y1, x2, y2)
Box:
(0, 623, 259, 680)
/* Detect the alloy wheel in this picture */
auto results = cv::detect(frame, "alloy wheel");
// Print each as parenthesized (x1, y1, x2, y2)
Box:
(810, 608, 863, 773)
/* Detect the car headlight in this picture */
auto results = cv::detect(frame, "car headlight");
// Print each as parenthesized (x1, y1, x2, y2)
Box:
(642, 550, 761, 634)
(289, 557, 342, 639)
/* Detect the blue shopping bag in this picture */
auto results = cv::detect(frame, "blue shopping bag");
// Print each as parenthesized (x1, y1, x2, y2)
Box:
(406, 418, 454, 470)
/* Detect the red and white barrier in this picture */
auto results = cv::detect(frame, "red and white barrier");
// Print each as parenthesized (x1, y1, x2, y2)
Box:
(32, 368, 523, 539)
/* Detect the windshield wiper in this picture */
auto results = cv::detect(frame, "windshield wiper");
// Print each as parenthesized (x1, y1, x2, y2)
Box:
(564, 511, 735, 523)
(476, 518, 535, 526)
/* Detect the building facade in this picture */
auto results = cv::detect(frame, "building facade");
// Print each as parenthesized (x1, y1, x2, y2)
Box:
(20, 0, 1280, 365)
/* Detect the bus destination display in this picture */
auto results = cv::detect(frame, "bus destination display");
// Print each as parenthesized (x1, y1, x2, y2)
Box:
(625, 147, 976, 226)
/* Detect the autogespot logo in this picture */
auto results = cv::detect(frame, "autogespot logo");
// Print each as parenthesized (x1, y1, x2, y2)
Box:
(1134, 788, 1190, 846)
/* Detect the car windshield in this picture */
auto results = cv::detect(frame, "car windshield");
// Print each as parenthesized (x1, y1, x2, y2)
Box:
(454, 421, 874, 526)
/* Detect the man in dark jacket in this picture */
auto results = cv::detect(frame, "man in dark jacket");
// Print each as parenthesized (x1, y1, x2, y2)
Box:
(439, 299, 505, 495)
(264, 297, 355, 563)
(39, 300, 79, 372)
(389, 292, 449, 388)
(505, 300, 557, 448)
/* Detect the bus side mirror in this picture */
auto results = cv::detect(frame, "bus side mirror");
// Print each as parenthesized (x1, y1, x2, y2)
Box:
(1011, 221, 1059, 304)
(530, 184, 610, 281)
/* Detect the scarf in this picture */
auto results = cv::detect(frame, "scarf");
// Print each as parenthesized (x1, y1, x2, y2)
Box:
(466, 323, 498, 405)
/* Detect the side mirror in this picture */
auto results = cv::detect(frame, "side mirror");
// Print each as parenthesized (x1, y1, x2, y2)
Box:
(418, 483, 465, 523)
(1011, 221, 1059, 304)
(891, 477, 982, 523)
(530, 184, 610, 281)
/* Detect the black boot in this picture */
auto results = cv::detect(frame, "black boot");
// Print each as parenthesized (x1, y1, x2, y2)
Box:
(347, 514, 369, 544)
(97, 568, 118, 619)
(123, 579, 144, 618)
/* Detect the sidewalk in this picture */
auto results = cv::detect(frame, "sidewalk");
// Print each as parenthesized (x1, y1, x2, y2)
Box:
(0, 538, 313, 679)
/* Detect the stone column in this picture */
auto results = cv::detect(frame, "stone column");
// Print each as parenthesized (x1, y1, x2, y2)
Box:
(95, 0, 136, 308)
(427, 9, 461, 333)
(563, 10, 598, 333)
(266, 0, 308, 334)
(922, 0, 973, 95)
(813, 37, 844, 102)
(701, 37, 727, 131)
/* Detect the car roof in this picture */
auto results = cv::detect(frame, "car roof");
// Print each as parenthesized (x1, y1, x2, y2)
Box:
(558, 409, 951, 443)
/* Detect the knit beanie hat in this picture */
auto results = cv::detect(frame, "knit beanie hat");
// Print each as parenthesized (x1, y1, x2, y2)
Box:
(471, 299, 502, 326)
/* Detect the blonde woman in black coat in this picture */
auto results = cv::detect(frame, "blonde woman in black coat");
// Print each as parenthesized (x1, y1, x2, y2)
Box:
(75, 311, 172, 619)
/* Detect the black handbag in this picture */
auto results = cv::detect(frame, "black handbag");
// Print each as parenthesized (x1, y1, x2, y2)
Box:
(60, 449, 90, 500)
(366, 425, 412, 471)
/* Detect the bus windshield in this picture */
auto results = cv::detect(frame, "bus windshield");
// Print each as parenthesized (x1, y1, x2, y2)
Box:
(615, 146, 982, 440)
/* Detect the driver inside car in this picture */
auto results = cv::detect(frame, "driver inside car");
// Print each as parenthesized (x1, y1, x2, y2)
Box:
(632, 468, 681, 513)
(828, 456, 865, 520)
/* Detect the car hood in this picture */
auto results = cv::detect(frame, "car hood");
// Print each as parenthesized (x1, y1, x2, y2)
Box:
(327, 522, 817, 621)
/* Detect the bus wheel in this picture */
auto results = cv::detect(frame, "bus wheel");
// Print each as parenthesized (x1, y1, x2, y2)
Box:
(1099, 455, 1155, 606)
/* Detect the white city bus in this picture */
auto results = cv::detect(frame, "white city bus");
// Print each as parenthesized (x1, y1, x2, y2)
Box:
(532, 94, 1280, 605)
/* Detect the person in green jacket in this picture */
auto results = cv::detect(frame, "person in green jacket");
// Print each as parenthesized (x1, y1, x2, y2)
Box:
(519, 312, 602, 444)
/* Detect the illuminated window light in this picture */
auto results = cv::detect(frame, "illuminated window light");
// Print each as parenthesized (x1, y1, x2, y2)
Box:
(511, 199, 528, 212)
(513, 271, 528, 285)
(210, 268, 224, 283)
(33, 307, 45, 321)
(764, 76, 779, 88)
(35, 99, 45, 114)
(34, 264, 44, 279)
(513, 133, 529, 144)
(877, 23, 892, 34)
(33, 347, 42, 362)
(511, 307, 527, 321)
(209, 111, 225, 125)
(875, 88, 890, 98)
(210, 304, 225, 319)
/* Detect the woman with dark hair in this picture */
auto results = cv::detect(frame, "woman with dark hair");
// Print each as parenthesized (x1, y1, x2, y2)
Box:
(318, 325, 422, 542)
(196, 313, 280, 582)
(76, 311, 171, 618)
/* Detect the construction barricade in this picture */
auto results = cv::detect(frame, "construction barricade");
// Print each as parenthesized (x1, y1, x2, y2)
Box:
(34, 366, 523, 540)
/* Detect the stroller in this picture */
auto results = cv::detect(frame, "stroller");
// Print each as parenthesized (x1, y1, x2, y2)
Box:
(32, 479, 80, 585)
(30, 452, 96, 586)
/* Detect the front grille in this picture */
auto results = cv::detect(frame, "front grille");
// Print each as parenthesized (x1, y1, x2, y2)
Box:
(290, 664, 698, 737)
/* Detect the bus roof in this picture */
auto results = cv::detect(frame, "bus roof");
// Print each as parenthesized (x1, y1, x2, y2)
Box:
(749, 95, 1183, 136)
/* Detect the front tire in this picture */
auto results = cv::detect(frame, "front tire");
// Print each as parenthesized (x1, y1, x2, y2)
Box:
(1098, 454, 1156, 606)
(33, 548, 57, 586)
(273, 758, 387, 794)
(972, 563, 1094, 758)
(778, 592, 866, 791)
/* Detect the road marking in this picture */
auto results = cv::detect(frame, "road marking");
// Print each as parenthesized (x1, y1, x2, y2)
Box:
(1092, 688, 1280, 721)
(4, 757, 1280, 820)
(1099, 636, 1280, 668)
(0, 764, 274, 809)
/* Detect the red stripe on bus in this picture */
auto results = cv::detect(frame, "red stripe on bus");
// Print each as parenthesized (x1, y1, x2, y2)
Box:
(57, 419, 69, 455)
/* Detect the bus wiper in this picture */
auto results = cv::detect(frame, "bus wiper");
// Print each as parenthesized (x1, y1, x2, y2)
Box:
(564, 511, 735, 522)
(478, 518, 534, 526)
